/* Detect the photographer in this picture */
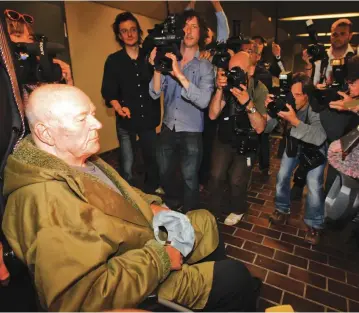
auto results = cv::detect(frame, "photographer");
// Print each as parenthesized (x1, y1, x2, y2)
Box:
(149, 10, 214, 212)
(101, 12, 160, 194)
(207, 51, 267, 225)
(266, 73, 327, 245)
(4, 9, 73, 89)
(303, 18, 354, 86)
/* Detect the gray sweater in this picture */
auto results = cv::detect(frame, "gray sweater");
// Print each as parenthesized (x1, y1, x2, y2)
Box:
(265, 103, 327, 146)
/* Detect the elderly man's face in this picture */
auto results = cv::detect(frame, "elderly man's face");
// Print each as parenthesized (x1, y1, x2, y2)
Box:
(50, 95, 102, 161)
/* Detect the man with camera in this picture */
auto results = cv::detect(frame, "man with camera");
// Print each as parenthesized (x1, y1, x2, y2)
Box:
(303, 18, 354, 86)
(207, 51, 267, 225)
(266, 73, 327, 245)
(149, 10, 214, 212)
(102, 12, 160, 194)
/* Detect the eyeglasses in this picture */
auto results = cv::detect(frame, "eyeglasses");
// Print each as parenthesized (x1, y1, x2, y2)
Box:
(4, 9, 34, 24)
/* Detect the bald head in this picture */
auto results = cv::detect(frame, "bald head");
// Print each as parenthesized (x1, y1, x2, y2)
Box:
(229, 51, 251, 73)
(26, 84, 90, 129)
(26, 84, 102, 166)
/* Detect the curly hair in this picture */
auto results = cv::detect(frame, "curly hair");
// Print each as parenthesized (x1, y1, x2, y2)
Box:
(112, 12, 143, 47)
(181, 10, 208, 50)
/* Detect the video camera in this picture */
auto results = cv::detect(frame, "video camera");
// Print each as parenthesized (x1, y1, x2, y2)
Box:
(208, 34, 251, 69)
(12, 35, 65, 85)
(267, 71, 295, 118)
(142, 14, 184, 73)
(314, 52, 355, 107)
(306, 19, 327, 63)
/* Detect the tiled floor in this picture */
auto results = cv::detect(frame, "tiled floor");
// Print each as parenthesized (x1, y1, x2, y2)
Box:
(101, 138, 359, 312)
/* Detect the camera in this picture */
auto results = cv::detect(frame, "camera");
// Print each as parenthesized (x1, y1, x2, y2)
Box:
(306, 19, 327, 63)
(293, 142, 326, 187)
(223, 66, 248, 92)
(13, 35, 65, 84)
(267, 71, 295, 118)
(314, 52, 355, 107)
(142, 14, 184, 73)
(208, 34, 251, 69)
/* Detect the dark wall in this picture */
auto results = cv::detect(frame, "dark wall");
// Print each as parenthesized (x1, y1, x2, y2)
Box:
(0, 1, 71, 64)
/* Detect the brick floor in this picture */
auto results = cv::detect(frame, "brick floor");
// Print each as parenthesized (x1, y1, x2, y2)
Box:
(101, 138, 359, 312)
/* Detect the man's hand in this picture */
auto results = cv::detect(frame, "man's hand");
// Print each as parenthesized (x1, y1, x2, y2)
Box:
(216, 68, 227, 90)
(277, 103, 300, 126)
(264, 94, 275, 108)
(230, 84, 250, 105)
(272, 43, 281, 58)
(165, 245, 183, 271)
(149, 47, 157, 66)
(116, 106, 131, 118)
(165, 53, 183, 79)
(199, 50, 212, 61)
(53, 59, 73, 85)
(150, 203, 170, 216)
(329, 92, 359, 113)
(302, 49, 312, 65)
(211, 0, 223, 12)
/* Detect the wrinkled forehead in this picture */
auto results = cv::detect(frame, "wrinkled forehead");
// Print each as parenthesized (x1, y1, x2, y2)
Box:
(51, 93, 94, 121)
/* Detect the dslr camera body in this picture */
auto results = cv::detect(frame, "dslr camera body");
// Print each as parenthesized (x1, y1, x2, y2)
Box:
(142, 14, 184, 73)
(306, 19, 327, 63)
(267, 71, 295, 118)
(13, 35, 65, 85)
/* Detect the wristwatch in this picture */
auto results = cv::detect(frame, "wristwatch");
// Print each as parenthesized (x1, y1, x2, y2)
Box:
(247, 106, 257, 114)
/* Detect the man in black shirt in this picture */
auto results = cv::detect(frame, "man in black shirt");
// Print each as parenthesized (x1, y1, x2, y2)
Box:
(101, 12, 160, 193)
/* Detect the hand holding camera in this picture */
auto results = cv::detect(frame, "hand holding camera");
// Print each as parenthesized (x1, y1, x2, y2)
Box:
(302, 49, 313, 66)
(165, 52, 183, 79)
(216, 68, 227, 90)
(277, 104, 300, 126)
(230, 84, 250, 105)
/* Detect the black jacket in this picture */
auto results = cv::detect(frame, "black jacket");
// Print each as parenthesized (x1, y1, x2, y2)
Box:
(101, 48, 160, 132)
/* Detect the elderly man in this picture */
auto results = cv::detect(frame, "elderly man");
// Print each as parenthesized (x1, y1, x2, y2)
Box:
(2, 84, 258, 311)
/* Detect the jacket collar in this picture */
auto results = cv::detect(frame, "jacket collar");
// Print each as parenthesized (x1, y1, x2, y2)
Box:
(11, 136, 151, 227)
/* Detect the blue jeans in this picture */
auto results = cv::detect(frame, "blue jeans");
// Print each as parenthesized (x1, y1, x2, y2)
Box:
(157, 125, 203, 212)
(275, 150, 326, 229)
(116, 127, 159, 192)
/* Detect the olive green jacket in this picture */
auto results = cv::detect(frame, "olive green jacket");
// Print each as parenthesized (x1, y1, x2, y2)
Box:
(2, 136, 219, 311)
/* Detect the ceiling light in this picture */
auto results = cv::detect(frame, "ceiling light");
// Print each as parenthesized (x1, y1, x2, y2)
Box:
(296, 32, 359, 37)
(279, 13, 359, 21)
